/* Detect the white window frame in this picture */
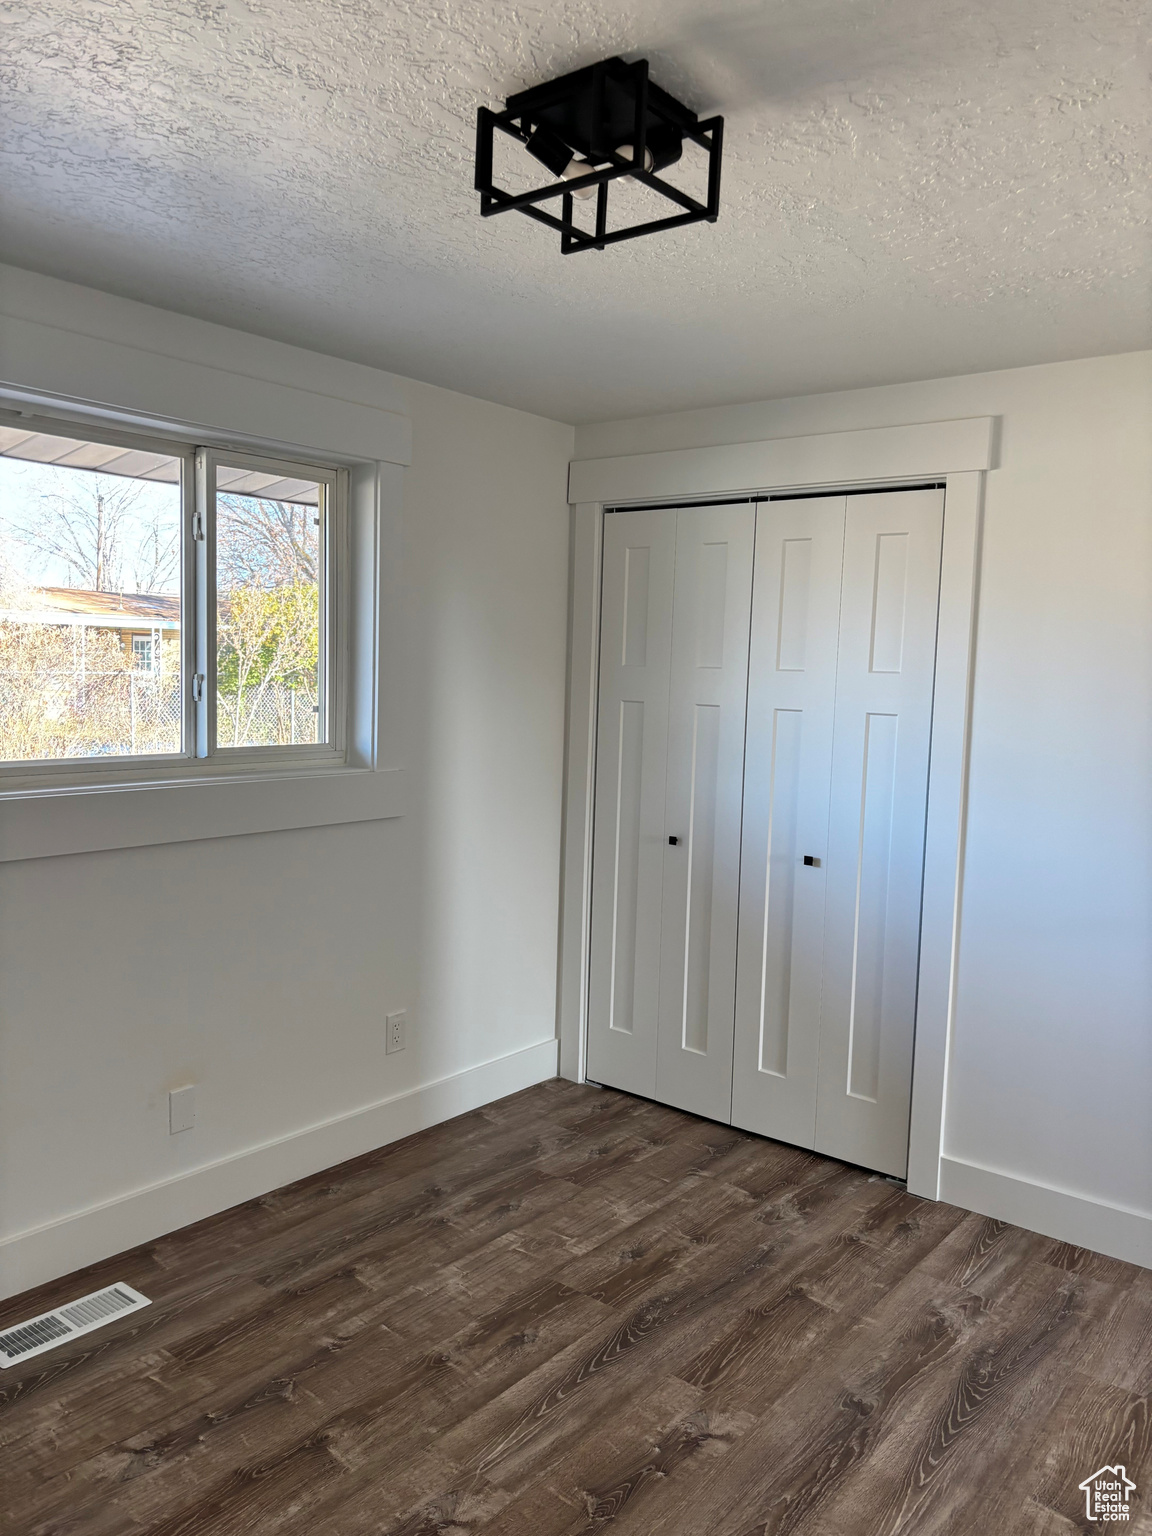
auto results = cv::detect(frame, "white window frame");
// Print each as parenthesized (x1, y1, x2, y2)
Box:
(0, 409, 350, 790)
(196, 445, 346, 767)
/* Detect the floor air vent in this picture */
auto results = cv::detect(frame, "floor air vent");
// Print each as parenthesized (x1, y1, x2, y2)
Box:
(0, 1283, 151, 1367)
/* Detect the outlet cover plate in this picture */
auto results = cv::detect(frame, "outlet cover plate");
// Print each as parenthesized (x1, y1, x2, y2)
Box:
(386, 1011, 406, 1054)
(169, 1085, 196, 1134)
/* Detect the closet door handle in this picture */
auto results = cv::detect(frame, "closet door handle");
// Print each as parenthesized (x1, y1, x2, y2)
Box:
(668, 836, 680, 846)
(803, 855, 821, 867)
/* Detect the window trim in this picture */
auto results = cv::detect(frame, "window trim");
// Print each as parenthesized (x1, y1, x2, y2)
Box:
(0, 408, 353, 794)
(196, 445, 346, 767)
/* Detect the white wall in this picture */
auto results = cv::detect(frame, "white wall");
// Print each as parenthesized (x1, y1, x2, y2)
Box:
(0, 271, 573, 1297)
(575, 352, 1152, 1260)
(401, 380, 573, 1089)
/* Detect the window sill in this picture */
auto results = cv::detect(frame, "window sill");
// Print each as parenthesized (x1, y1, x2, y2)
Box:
(0, 765, 404, 863)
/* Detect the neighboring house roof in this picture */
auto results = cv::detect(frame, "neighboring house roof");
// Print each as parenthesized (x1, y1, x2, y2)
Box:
(34, 587, 180, 622)
(0, 586, 180, 631)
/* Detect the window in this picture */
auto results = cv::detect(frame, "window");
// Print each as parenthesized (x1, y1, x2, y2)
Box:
(206, 453, 329, 752)
(0, 414, 344, 778)
(0, 421, 185, 763)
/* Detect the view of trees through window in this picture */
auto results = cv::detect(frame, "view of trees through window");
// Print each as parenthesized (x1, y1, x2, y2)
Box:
(0, 433, 183, 762)
(215, 468, 324, 748)
(0, 427, 328, 764)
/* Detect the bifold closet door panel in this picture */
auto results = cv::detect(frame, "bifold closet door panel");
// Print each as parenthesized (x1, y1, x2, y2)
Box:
(655, 503, 755, 1124)
(731, 497, 846, 1147)
(815, 488, 945, 1178)
(586, 510, 676, 1098)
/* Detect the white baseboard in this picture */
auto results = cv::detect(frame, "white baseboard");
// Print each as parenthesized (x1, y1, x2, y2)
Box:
(939, 1156, 1152, 1271)
(0, 1037, 559, 1302)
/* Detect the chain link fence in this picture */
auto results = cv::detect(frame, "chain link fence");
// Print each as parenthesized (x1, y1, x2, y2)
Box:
(0, 668, 319, 758)
(216, 684, 321, 747)
(0, 668, 181, 759)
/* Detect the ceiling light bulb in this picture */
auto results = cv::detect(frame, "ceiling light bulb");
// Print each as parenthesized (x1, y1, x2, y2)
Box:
(562, 159, 598, 199)
(616, 144, 654, 183)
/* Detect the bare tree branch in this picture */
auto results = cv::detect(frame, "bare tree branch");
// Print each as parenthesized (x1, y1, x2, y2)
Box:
(132, 510, 180, 594)
(7, 472, 149, 592)
(217, 495, 318, 590)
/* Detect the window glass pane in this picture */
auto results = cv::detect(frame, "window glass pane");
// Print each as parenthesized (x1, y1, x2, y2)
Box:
(0, 426, 182, 762)
(215, 466, 324, 748)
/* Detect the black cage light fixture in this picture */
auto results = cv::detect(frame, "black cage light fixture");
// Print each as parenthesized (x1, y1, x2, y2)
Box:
(475, 56, 724, 254)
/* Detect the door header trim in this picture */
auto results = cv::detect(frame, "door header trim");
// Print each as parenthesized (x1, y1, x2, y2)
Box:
(569, 417, 995, 505)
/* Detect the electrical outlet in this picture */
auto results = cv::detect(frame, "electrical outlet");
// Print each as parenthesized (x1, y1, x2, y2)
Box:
(169, 1085, 196, 1134)
(386, 1010, 406, 1055)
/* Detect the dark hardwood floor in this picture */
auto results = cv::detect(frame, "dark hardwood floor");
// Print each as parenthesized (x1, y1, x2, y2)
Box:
(2, 1079, 1150, 1535)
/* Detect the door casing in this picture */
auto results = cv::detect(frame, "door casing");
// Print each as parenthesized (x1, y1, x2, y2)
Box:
(558, 417, 991, 1203)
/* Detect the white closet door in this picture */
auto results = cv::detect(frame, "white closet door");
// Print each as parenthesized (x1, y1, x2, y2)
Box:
(815, 488, 944, 1177)
(586, 510, 676, 1098)
(731, 497, 846, 1146)
(655, 504, 755, 1123)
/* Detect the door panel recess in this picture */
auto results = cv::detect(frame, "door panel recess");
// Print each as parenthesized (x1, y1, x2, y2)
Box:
(732, 496, 846, 1149)
(655, 505, 755, 1124)
(813, 490, 944, 1177)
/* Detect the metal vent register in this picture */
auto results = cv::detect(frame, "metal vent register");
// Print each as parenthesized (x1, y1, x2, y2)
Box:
(0, 1283, 151, 1366)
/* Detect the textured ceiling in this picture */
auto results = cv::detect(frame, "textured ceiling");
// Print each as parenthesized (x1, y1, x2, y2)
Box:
(2, 0, 1149, 421)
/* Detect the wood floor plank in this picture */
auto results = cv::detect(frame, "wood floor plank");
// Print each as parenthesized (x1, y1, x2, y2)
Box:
(430, 1375, 741, 1536)
(3, 1082, 1147, 1536)
(1, 1163, 582, 1488)
(2, 1266, 371, 1502)
(428, 1178, 926, 1503)
(1073, 1277, 1152, 1396)
(552, 1175, 760, 1307)
(765, 1265, 1107, 1536)
(558, 1262, 980, 1536)
(1039, 1239, 1146, 1289)
(19, 1261, 613, 1536)
(675, 1203, 968, 1418)
(159, 1289, 616, 1536)
(919, 1211, 1054, 1297)
(958, 1370, 1152, 1532)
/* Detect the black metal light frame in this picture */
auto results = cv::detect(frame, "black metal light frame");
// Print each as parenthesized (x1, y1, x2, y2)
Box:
(475, 56, 724, 254)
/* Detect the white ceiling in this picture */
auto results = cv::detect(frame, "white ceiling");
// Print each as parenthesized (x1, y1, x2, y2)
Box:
(3, 1, 1149, 422)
